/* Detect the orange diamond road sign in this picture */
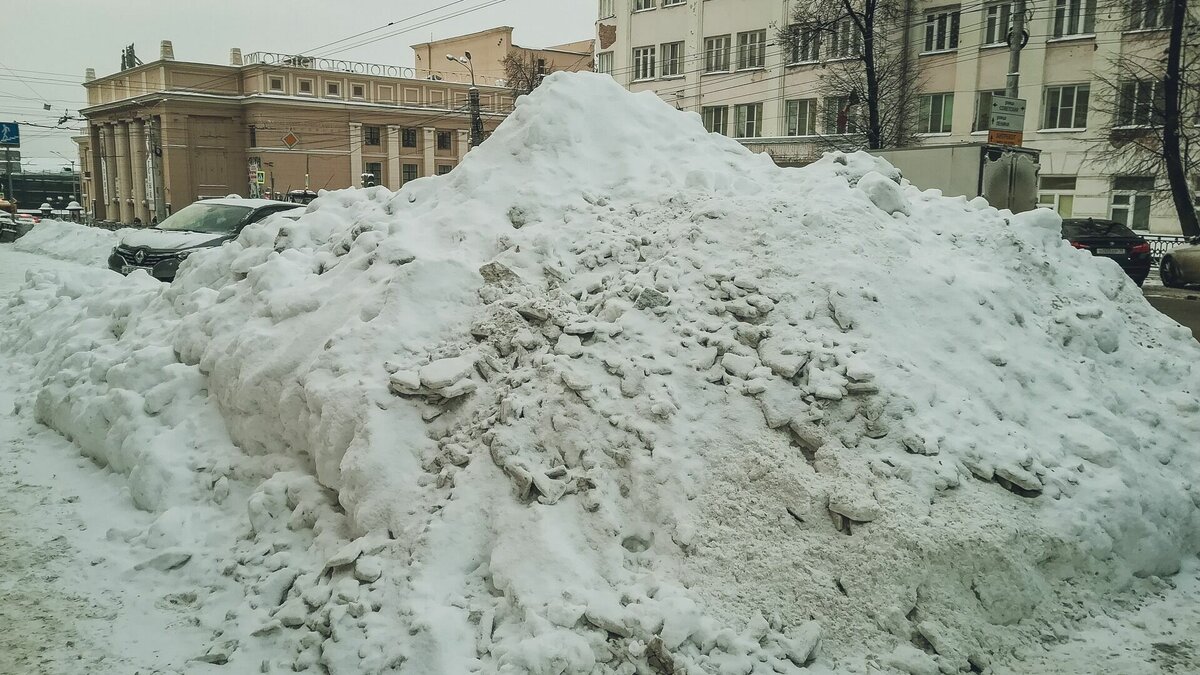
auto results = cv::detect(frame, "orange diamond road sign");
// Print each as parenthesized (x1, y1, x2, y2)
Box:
(282, 132, 299, 149)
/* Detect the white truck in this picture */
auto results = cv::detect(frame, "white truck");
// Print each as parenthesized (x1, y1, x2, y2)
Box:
(872, 143, 1041, 213)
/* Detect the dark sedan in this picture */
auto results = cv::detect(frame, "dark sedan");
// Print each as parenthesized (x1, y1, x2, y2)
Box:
(109, 198, 302, 281)
(1061, 218, 1152, 286)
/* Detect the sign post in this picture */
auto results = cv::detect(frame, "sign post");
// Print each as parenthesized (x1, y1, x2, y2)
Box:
(987, 97, 1026, 146)
(1, 122, 19, 207)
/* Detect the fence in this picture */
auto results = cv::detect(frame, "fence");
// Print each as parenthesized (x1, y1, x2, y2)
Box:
(1143, 233, 1188, 262)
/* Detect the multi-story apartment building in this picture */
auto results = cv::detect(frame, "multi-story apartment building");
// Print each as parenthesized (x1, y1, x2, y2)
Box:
(76, 40, 515, 224)
(596, 0, 1189, 234)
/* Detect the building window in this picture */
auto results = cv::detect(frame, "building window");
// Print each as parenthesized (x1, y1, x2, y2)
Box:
(402, 128, 418, 148)
(634, 0, 654, 10)
(973, 89, 1008, 131)
(924, 8, 961, 52)
(297, 78, 314, 95)
(1037, 176, 1077, 216)
(362, 125, 381, 146)
(633, 46, 656, 80)
(664, 0, 686, 5)
(919, 93, 955, 133)
(249, 126, 257, 147)
(824, 95, 858, 134)
(661, 41, 684, 77)
(983, 2, 1012, 45)
(268, 76, 284, 92)
(437, 164, 453, 175)
(364, 162, 382, 186)
(437, 131, 452, 151)
(351, 83, 366, 99)
(789, 24, 820, 63)
(597, 52, 613, 75)
(702, 106, 729, 135)
(402, 163, 419, 183)
(1042, 84, 1089, 129)
(1117, 80, 1165, 127)
(786, 99, 818, 136)
(829, 18, 862, 59)
(704, 35, 731, 72)
(736, 30, 767, 69)
(326, 81, 341, 97)
(1052, 0, 1096, 37)
(599, 0, 614, 18)
(1129, 0, 1170, 29)
(734, 102, 763, 137)
(1111, 176, 1155, 230)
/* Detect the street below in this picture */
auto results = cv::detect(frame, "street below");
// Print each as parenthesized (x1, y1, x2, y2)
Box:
(1145, 286, 1200, 341)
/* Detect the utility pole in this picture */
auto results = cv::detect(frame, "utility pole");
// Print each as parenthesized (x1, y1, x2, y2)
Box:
(1006, 0, 1026, 98)
(447, 52, 484, 148)
(4, 146, 11, 203)
(1162, 0, 1199, 237)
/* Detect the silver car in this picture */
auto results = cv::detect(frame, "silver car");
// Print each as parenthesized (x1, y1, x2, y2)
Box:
(1160, 236, 1200, 288)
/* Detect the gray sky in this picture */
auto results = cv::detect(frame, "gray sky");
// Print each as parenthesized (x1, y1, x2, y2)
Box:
(2, 0, 593, 172)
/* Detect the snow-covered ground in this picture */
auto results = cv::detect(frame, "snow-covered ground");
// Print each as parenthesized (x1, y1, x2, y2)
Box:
(2, 73, 1199, 674)
(11, 219, 127, 267)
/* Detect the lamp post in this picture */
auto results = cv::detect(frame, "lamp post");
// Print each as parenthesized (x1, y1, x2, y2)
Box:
(446, 52, 484, 148)
(51, 151, 81, 220)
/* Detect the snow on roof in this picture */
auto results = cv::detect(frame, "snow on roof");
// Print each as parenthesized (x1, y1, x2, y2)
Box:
(6, 71, 1200, 675)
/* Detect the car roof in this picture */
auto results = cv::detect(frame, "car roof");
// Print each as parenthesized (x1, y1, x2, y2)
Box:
(194, 197, 304, 210)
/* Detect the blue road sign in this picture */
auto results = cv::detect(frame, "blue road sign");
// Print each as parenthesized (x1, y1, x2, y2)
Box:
(0, 122, 19, 147)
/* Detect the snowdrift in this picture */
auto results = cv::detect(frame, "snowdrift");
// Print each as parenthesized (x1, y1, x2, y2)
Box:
(10, 219, 128, 267)
(3, 72, 1199, 674)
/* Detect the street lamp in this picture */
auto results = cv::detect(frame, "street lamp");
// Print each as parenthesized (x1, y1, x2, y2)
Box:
(446, 52, 484, 148)
(51, 150, 82, 221)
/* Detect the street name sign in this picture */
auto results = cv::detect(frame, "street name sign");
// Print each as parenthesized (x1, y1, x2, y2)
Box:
(988, 97, 1026, 146)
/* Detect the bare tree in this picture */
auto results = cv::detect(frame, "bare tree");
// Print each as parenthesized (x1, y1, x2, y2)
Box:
(1090, 25, 1200, 236)
(502, 51, 554, 98)
(782, 0, 922, 150)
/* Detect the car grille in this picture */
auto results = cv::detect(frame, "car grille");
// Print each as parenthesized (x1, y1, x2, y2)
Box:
(115, 245, 174, 265)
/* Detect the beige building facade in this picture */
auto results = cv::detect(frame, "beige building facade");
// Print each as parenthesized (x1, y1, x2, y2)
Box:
(597, 0, 1191, 234)
(77, 41, 514, 224)
(412, 26, 594, 85)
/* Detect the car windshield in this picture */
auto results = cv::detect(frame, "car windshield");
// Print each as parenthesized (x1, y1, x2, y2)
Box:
(1062, 219, 1137, 239)
(157, 202, 252, 234)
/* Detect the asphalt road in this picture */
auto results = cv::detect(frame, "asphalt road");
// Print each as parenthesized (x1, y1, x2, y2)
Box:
(1144, 286, 1200, 341)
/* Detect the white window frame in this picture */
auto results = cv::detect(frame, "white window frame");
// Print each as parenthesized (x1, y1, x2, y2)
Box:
(734, 102, 763, 138)
(597, 51, 614, 76)
(1042, 84, 1090, 130)
(1117, 80, 1164, 127)
(633, 46, 656, 81)
(350, 82, 366, 99)
(919, 93, 955, 133)
(702, 105, 729, 135)
(1037, 176, 1078, 216)
(824, 95, 858, 134)
(789, 23, 820, 64)
(704, 35, 731, 72)
(829, 18, 862, 59)
(736, 30, 767, 70)
(268, 75, 285, 92)
(923, 7, 961, 53)
(1052, 0, 1096, 38)
(983, 2, 1012, 46)
(661, 41, 684, 77)
(325, 80, 341, 98)
(1129, 0, 1170, 30)
(786, 99, 818, 136)
(297, 78, 314, 95)
(663, 0, 686, 6)
(634, 0, 655, 11)
(599, 0, 615, 18)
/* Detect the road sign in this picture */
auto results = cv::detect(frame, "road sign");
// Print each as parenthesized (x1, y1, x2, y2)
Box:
(282, 132, 299, 149)
(256, 171, 266, 185)
(989, 97, 1026, 132)
(988, 129, 1024, 146)
(0, 122, 19, 147)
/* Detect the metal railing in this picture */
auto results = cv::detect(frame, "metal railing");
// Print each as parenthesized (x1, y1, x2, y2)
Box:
(1143, 233, 1188, 262)
(242, 52, 478, 85)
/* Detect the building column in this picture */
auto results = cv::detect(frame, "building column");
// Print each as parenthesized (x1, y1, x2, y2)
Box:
(349, 122, 363, 188)
(101, 124, 119, 221)
(422, 127, 436, 178)
(88, 124, 107, 221)
(114, 122, 134, 224)
(456, 129, 470, 162)
(129, 119, 150, 224)
(385, 125, 401, 190)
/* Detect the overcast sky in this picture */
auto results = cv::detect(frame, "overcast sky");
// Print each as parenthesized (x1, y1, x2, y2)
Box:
(2, 0, 594, 173)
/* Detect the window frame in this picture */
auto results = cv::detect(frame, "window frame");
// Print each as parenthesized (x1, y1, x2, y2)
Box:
(1110, 178, 1155, 231)
(824, 95, 858, 134)
(1052, 0, 1097, 38)
(633, 0, 655, 11)
(661, 41, 685, 77)
(1128, 0, 1170, 30)
(1037, 176, 1078, 216)
(828, 17, 863, 60)
(734, 102, 764, 138)
(1116, 79, 1165, 128)
(1041, 84, 1090, 130)
(402, 128, 418, 148)
(702, 105, 729, 135)
(633, 45, 657, 81)
(599, 0, 614, 18)
(736, 30, 767, 70)
(789, 23, 821, 64)
(983, 2, 1012, 46)
(351, 83, 367, 99)
(923, 7, 961, 54)
(268, 76, 285, 92)
(297, 78, 314, 95)
(918, 92, 955, 133)
(363, 161, 382, 185)
(597, 51, 614, 76)
(973, 89, 1008, 131)
(402, 163, 420, 183)
(437, 164, 454, 176)
(362, 125, 381, 146)
(436, 130, 453, 151)
(786, 98, 818, 136)
(325, 80, 341, 98)
(704, 35, 732, 73)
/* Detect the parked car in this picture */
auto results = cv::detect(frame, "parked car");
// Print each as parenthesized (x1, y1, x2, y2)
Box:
(108, 198, 303, 281)
(1160, 236, 1200, 288)
(1060, 218, 1152, 286)
(0, 213, 18, 242)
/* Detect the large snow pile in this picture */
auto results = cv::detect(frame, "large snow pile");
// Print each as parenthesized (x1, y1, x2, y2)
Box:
(3, 72, 1199, 674)
(10, 219, 128, 267)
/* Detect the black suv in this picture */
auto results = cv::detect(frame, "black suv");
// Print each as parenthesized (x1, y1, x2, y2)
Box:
(109, 198, 302, 281)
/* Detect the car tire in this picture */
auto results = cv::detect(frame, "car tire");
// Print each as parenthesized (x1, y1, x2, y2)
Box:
(1161, 257, 1185, 288)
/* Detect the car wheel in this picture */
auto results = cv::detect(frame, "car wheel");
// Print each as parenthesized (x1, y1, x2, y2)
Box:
(1161, 257, 1184, 288)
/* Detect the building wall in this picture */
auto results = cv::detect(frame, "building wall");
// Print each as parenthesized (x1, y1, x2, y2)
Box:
(413, 26, 593, 87)
(600, 0, 1192, 234)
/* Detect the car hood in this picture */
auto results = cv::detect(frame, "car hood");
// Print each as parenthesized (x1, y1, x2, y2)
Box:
(119, 229, 228, 251)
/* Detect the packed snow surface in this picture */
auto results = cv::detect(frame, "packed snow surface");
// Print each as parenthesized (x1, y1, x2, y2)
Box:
(3, 73, 1199, 674)
(11, 219, 128, 267)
